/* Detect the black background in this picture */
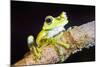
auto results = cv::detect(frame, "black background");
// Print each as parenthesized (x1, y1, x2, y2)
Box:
(11, 1, 95, 65)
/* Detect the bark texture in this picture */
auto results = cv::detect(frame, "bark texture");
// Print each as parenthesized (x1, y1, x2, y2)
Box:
(13, 21, 95, 66)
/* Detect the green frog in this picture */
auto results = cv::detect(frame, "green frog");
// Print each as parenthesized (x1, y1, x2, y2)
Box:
(27, 11, 70, 62)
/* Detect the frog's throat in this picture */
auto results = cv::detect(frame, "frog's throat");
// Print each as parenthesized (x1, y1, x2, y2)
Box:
(47, 26, 65, 38)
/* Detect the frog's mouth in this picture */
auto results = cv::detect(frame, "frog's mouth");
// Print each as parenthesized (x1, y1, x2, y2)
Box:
(44, 23, 66, 31)
(45, 26, 64, 31)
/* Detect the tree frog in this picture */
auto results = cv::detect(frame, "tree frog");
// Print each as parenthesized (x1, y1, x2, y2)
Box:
(27, 11, 70, 62)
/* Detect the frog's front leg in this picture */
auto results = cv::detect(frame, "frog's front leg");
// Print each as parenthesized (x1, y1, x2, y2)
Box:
(31, 47, 41, 60)
(44, 41, 66, 62)
(47, 32, 70, 62)
(27, 35, 42, 60)
(48, 32, 70, 49)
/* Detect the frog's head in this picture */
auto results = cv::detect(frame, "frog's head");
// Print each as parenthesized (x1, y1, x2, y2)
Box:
(42, 11, 68, 30)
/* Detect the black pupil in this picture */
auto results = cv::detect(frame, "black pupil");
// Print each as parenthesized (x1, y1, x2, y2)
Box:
(46, 18, 52, 24)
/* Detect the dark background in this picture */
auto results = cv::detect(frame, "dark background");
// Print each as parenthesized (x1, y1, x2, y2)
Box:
(11, 1, 95, 65)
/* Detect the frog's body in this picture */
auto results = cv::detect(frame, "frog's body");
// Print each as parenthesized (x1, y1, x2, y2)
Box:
(27, 12, 70, 62)
(47, 26, 65, 38)
(36, 25, 65, 47)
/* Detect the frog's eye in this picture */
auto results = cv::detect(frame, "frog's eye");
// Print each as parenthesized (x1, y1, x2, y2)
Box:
(45, 17, 53, 24)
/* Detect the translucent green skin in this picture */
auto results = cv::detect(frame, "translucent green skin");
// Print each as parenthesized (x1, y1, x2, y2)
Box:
(28, 11, 70, 62)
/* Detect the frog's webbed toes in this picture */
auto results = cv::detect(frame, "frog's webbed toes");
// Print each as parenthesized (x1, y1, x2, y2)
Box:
(32, 47, 42, 60)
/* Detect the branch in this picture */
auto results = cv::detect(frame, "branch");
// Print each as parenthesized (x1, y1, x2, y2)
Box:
(13, 21, 95, 66)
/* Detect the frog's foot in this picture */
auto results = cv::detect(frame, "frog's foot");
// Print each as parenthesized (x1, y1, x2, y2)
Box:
(55, 41, 70, 62)
(46, 38, 66, 62)
(27, 35, 42, 60)
(59, 50, 65, 62)
(60, 55, 65, 62)
(53, 44, 65, 62)
(32, 47, 42, 61)
(47, 38, 69, 62)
